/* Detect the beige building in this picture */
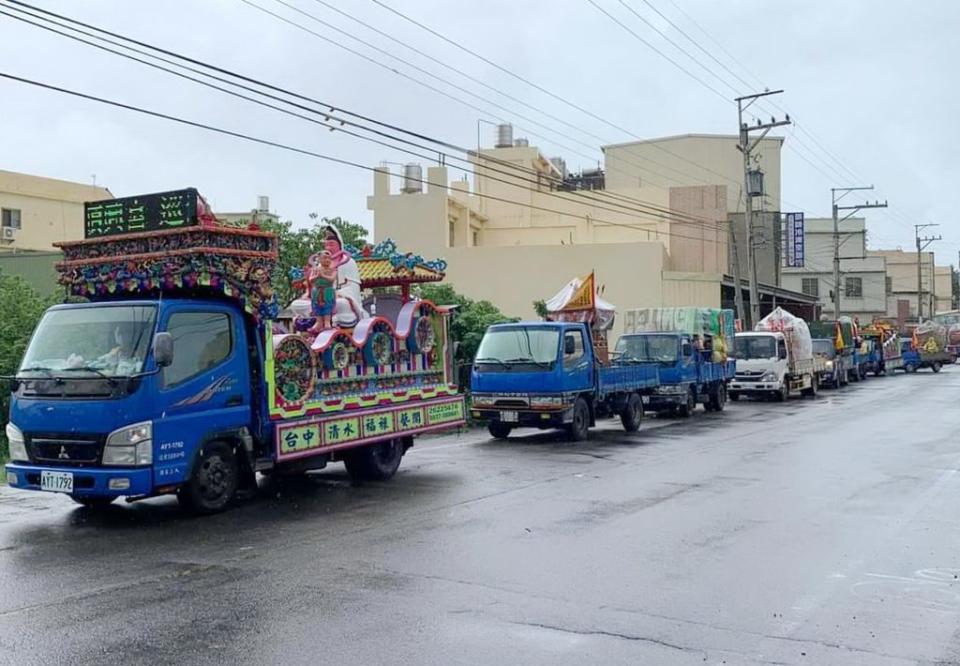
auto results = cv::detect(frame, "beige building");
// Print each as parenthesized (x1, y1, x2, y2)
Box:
(0, 169, 112, 251)
(366, 130, 814, 339)
(217, 195, 280, 228)
(867, 249, 953, 321)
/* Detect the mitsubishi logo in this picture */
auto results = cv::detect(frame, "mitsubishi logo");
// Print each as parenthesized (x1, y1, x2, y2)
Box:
(58, 446, 70, 460)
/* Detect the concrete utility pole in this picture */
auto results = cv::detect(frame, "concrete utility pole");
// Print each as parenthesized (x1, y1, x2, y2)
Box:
(914, 223, 941, 320)
(729, 217, 746, 330)
(831, 187, 887, 319)
(735, 90, 790, 329)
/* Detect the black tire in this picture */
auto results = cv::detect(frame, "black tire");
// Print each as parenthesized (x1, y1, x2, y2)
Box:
(708, 383, 727, 412)
(905, 363, 917, 374)
(839, 369, 848, 386)
(620, 393, 643, 432)
(729, 392, 740, 402)
(801, 376, 818, 398)
(71, 495, 116, 509)
(775, 382, 789, 402)
(566, 397, 590, 441)
(678, 387, 697, 417)
(178, 441, 239, 514)
(343, 437, 405, 482)
(488, 422, 513, 439)
(932, 362, 942, 373)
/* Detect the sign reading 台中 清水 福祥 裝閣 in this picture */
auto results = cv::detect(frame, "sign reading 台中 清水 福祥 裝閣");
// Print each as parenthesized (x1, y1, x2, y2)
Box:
(84, 188, 201, 239)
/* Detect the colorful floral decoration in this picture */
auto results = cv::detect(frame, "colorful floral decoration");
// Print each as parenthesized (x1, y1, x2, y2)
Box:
(55, 226, 280, 322)
(273, 335, 315, 405)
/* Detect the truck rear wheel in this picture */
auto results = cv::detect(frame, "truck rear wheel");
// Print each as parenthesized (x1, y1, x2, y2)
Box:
(178, 441, 239, 514)
(707, 384, 726, 412)
(620, 393, 643, 432)
(343, 437, 406, 482)
(488, 422, 513, 439)
(932, 361, 942, 373)
(801, 375, 818, 398)
(566, 398, 590, 441)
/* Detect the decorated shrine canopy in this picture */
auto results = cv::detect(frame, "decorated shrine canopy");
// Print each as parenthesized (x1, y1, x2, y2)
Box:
(58, 189, 279, 321)
(545, 272, 616, 331)
(351, 239, 447, 289)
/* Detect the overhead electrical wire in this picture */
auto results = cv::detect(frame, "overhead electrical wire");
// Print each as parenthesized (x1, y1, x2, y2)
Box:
(0, 71, 738, 247)
(0, 0, 727, 231)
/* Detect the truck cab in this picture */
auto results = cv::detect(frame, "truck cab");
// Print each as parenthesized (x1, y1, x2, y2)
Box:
(470, 321, 657, 440)
(812, 338, 844, 388)
(614, 332, 732, 415)
(6, 297, 262, 509)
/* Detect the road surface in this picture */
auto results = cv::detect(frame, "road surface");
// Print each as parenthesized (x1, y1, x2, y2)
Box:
(2, 367, 960, 665)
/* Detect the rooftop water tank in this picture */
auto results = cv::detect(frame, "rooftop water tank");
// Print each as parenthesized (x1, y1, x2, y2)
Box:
(495, 123, 513, 148)
(401, 163, 423, 193)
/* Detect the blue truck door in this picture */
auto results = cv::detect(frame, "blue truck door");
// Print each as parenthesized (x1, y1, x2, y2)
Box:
(152, 306, 251, 487)
(560, 327, 593, 392)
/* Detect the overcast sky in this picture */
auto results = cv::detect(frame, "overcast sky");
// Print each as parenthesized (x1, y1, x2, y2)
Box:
(0, 0, 956, 260)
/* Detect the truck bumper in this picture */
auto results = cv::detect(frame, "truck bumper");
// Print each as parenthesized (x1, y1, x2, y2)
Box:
(645, 394, 685, 409)
(729, 381, 778, 393)
(5, 463, 153, 497)
(471, 408, 571, 429)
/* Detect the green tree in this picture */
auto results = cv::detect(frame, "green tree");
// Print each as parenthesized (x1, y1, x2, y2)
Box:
(259, 216, 369, 306)
(532, 299, 548, 319)
(418, 283, 514, 366)
(0, 273, 54, 460)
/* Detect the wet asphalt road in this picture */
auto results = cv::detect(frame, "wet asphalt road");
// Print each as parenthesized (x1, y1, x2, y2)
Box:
(3, 368, 960, 665)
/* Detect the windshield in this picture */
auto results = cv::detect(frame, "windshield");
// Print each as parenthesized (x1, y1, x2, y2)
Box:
(615, 335, 678, 363)
(19, 305, 156, 378)
(812, 340, 836, 357)
(475, 328, 559, 366)
(735, 335, 776, 360)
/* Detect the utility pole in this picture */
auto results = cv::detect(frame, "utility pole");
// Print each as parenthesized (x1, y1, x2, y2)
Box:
(736, 90, 790, 328)
(831, 187, 887, 319)
(914, 223, 941, 320)
(729, 217, 745, 329)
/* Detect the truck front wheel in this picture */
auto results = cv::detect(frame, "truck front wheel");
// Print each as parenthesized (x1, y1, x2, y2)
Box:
(343, 437, 406, 482)
(488, 422, 513, 440)
(178, 441, 239, 514)
(566, 398, 590, 441)
(678, 388, 697, 417)
(620, 393, 643, 432)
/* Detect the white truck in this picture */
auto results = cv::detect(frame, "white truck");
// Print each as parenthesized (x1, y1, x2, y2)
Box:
(729, 308, 825, 401)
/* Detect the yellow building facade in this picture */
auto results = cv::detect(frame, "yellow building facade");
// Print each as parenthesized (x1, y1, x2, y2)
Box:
(0, 170, 112, 252)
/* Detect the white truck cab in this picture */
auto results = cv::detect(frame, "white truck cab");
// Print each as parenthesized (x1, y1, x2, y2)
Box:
(730, 331, 820, 401)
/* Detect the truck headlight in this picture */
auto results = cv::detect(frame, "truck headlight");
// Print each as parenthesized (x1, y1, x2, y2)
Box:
(760, 372, 778, 382)
(103, 421, 152, 466)
(5, 422, 28, 463)
(530, 396, 563, 408)
(825, 360, 834, 369)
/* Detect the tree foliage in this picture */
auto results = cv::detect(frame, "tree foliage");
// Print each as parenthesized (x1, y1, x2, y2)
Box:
(532, 299, 548, 319)
(0, 273, 55, 459)
(418, 283, 514, 366)
(259, 216, 369, 306)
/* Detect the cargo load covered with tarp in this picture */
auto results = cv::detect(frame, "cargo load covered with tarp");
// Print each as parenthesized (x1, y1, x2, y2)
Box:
(545, 272, 615, 331)
(808, 319, 855, 353)
(755, 307, 813, 362)
(913, 321, 948, 353)
(622, 307, 735, 362)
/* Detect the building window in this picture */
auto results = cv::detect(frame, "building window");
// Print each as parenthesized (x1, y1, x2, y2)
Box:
(1, 208, 21, 229)
(472, 230, 479, 246)
(885, 276, 892, 294)
(845, 277, 863, 298)
(448, 220, 455, 247)
(801, 278, 819, 298)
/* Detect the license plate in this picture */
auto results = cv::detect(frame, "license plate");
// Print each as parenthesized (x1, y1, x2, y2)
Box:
(501, 411, 518, 423)
(641, 395, 650, 405)
(40, 471, 73, 494)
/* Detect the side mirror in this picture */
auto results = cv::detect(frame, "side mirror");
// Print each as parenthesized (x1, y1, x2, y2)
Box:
(682, 343, 692, 357)
(778, 347, 788, 360)
(153, 332, 174, 368)
(564, 336, 576, 355)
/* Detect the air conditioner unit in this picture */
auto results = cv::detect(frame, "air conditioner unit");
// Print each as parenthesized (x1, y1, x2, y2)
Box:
(1, 227, 17, 241)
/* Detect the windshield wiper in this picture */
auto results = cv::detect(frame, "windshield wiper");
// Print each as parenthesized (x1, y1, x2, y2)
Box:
(16, 365, 60, 380)
(59, 366, 118, 384)
(475, 357, 507, 368)
(504, 357, 551, 368)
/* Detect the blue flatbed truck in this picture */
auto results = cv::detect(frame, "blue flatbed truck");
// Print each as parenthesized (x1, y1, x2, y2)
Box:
(900, 339, 949, 373)
(612, 332, 735, 416)
(470, 322, 659, 440)
(4, 189, 466, 513)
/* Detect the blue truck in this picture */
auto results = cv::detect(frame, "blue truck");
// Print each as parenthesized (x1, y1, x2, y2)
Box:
(4, 189, 465, 513)
(612, 332, 735, 415)
(470, 322, 659, 440)
(900, 339, 949, 373)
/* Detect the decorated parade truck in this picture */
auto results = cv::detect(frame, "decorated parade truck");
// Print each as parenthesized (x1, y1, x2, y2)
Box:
(730, 307, 824, 401)
(860, 322, 903, 375)
(4, 188, 465, 513)
(615, 307, 736, 416)
(470, 274, 658, 440)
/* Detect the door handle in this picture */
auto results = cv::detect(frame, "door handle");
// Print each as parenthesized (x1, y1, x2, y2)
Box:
(225, 394, 244, 406)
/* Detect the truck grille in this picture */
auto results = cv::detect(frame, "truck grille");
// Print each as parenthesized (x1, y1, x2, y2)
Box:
(26, 433, 106, 467)
(494, 399, 529, 408)
(736, 371, 764, 379)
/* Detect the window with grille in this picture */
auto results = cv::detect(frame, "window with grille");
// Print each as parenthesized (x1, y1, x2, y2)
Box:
(845, 277, 863, 298)
(1, 208, 21, 229)
(801, 278, 819, 297)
